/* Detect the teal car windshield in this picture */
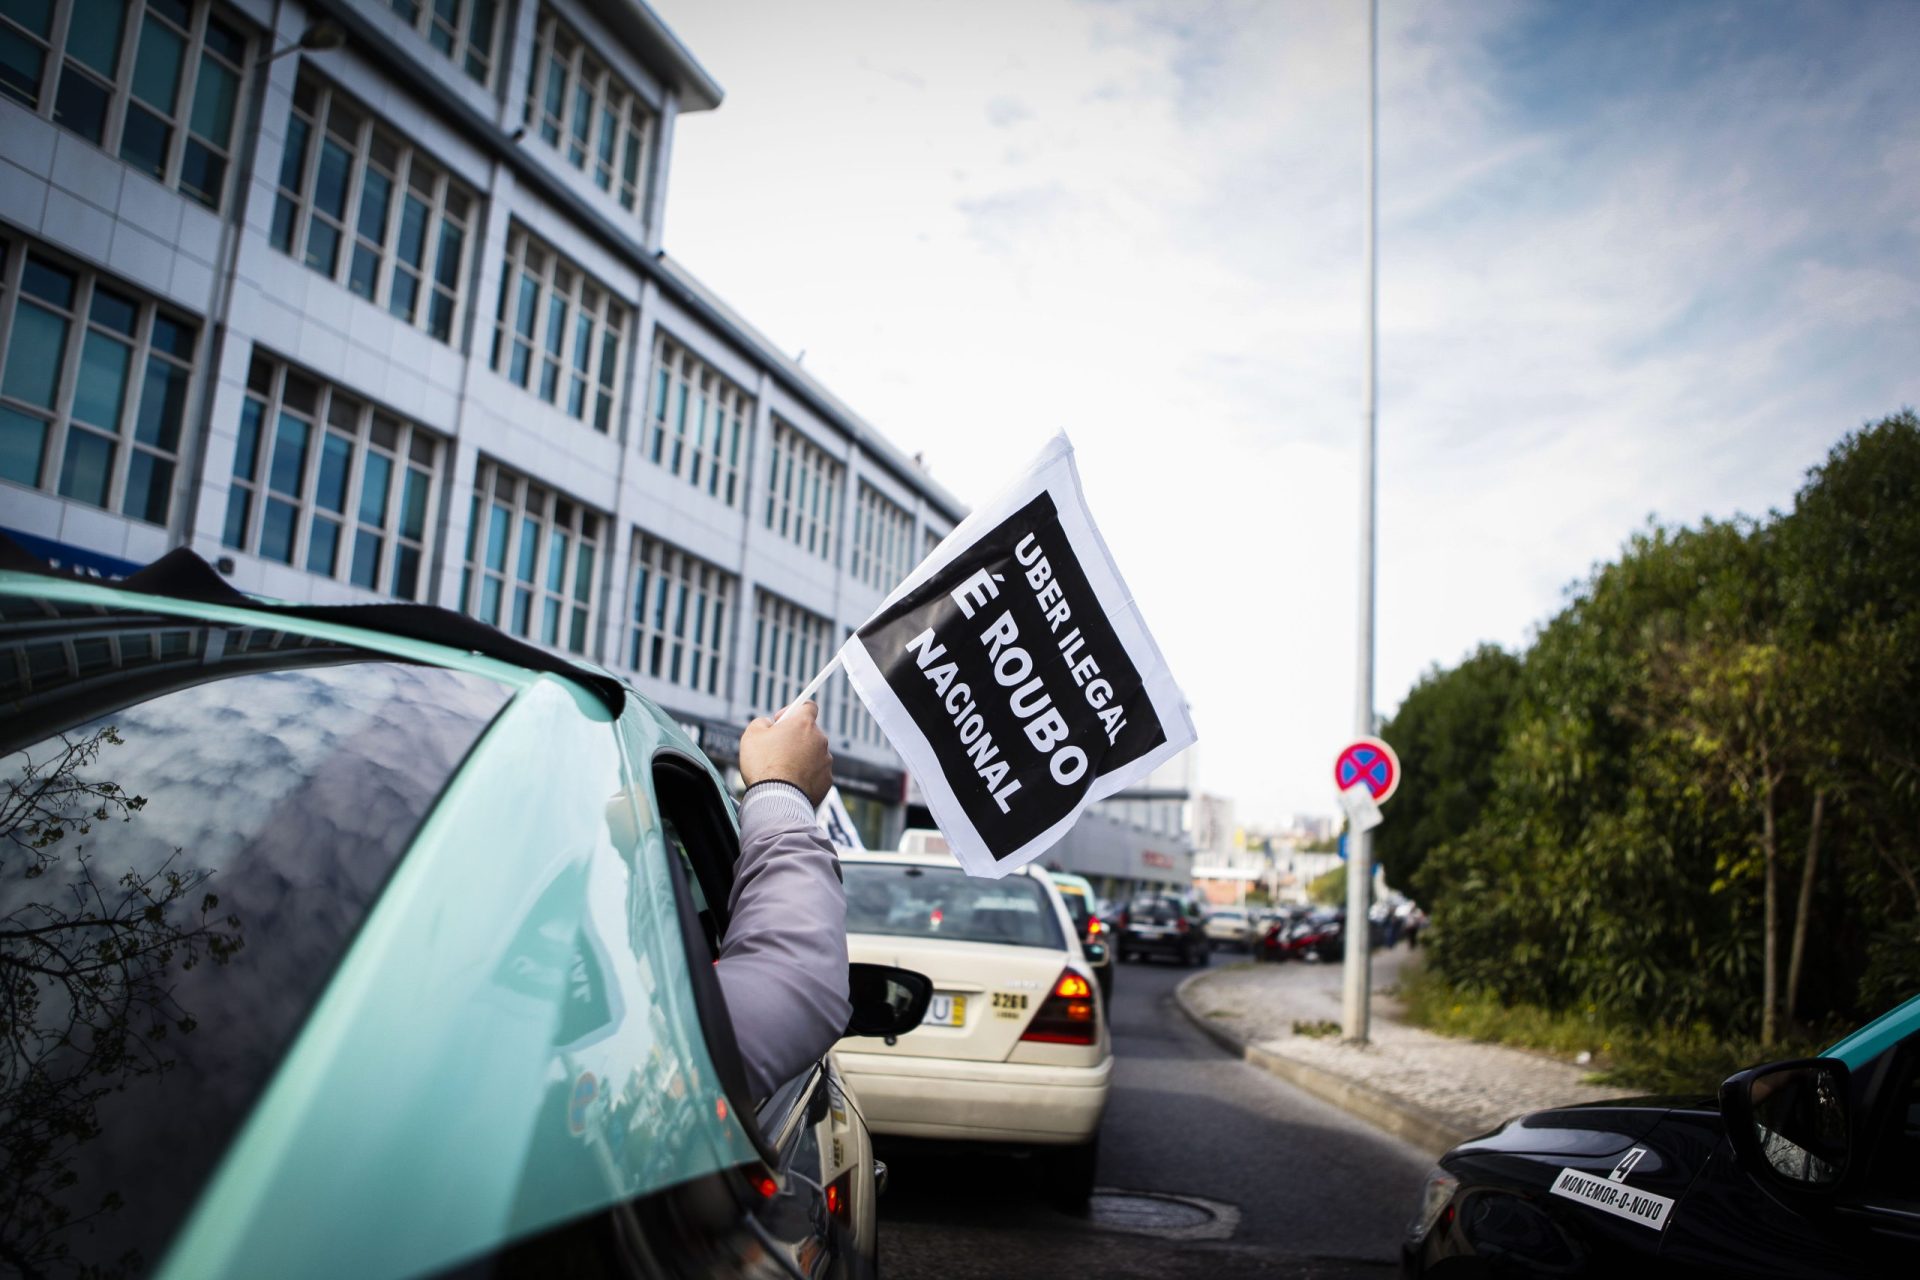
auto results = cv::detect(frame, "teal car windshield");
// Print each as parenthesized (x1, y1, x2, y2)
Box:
(0, 596, 512, 1276)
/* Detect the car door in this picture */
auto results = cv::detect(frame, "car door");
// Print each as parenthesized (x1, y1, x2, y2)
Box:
(631, 720, 845, 1279)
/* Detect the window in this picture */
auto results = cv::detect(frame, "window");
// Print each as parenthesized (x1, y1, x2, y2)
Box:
(764, 419, 841, 563)
(0, 596, 511, 1278)
(748, 590, 830, 718)
(386, 0, 499, 86)
(644, 333, 747, 506)
(522, 5, 654, 214)
(844, 863, 1065, 950)
(849, 481, 914, 591)
(628, 533, 734, 698)
(0, 235, 196, 524)
(489, 225, 626, 432)
(272, 71, 476, 345)
(0, 0, 249, 209)
(220, 352, 443, 599)
(923, 525, 945, 563)
(460, 459, 602, 654)
(830, 651, 885, 751)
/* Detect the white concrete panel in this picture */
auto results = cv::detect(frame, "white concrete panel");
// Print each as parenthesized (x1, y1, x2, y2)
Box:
(177, 203, 224, 266)
(105, 221, 173, 293)
(0, 100, 57, 174)
(48, 133, 123, 212)
(0, 161, 50, 233)
(116, 173, 185, 247)
(40, 190, 115, 264)
(0, 486, 62, 538)
(170, 255, 216, 309)
(58, 502, 133, 559)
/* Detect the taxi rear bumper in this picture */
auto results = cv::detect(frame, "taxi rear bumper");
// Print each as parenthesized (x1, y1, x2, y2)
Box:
(832, 1050, 1111, 1145)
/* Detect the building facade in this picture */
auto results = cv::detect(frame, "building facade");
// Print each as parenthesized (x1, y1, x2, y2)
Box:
(0, 0, 967, 845)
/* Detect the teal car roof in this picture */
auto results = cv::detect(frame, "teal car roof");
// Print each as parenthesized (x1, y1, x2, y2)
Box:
(1823, 991, 1920, 1069)
(4, 570, 548, 701)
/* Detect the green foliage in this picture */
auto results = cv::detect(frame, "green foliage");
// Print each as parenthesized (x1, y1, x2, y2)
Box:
(1374, 644, 1521, 892)
(1407, 413, 1920, 1048)
(1308, 864, 1348, 905)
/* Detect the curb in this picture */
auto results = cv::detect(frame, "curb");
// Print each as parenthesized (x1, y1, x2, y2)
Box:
(1173, 970, 1474, 1160)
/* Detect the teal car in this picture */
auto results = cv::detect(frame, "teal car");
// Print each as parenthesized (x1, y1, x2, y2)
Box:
(0, 547, 919, 1279)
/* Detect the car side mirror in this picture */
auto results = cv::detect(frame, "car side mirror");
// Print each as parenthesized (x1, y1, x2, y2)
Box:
(845, 963, 933, 1038)
(1085, 941, 1108, 964)
(1720, 1058, 1851, 1189)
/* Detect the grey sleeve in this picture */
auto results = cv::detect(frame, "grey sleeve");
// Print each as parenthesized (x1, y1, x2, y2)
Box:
(715, 781, 852, 1099)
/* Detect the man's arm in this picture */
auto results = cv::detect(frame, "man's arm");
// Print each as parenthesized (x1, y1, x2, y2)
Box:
(714, 703, 851, 1099)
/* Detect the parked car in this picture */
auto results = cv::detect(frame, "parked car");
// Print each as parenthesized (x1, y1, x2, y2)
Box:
(1260, 908, 1346, 962)
(837, 851, 1112, 1211)
(1202, 906, 1257, 950)
(0, 550, 925, 1279)
(1404, 991, 1920, 1277)
(1048, 870, 1115, 1000)
(1118, 894, 1210, 966)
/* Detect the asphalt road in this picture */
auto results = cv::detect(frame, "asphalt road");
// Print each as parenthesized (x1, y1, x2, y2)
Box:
(874, 950, 1433, 1278)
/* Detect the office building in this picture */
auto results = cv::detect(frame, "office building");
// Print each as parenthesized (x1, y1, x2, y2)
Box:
(0, 0, 967, 845)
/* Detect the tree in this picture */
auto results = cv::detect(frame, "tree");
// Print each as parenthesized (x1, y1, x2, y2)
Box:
(1373, 645, 1521, 894)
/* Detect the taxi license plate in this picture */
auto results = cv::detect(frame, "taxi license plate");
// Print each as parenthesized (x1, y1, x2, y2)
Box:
(924, 993, 967, 1028)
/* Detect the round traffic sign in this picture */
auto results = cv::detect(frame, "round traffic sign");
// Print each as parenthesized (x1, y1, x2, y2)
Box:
(1334, 736, 1400, 804)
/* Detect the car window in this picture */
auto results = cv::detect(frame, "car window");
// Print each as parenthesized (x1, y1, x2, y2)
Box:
(1058, 891, 1091, 929)
(847, 864, 1066, 949)
(0, 597, 512, 1277)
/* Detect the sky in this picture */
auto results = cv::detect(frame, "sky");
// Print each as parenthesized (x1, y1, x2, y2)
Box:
(645, 0, 1920, 827)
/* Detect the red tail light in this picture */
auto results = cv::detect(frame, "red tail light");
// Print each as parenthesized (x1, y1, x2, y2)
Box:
(1175, 917, 1190, 934)
(826, 1169, 853, 1226)
(1020, 969, 1099, 1045)
(1087, 918, 1104, 937)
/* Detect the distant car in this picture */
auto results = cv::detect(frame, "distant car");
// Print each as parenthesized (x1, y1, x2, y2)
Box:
(836, 851, 1112, 1212)
(1261, 908, 1346, 962)
(1403, 991, 1920, 1277)
(1048, 871, 1115, 1000)
(0, 554, 925, 1279)
(1202, 906, 1257, 949)
(1118, 894, 1209, 966)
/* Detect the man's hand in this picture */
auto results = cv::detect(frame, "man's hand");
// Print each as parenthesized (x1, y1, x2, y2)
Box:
(740, 702, 834, 808)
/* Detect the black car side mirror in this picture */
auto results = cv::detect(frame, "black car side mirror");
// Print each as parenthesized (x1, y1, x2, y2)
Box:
(1720, 1057, 1851, 1189)
(845, 963, 934, 1038)
(1084, 941, 1108, 965)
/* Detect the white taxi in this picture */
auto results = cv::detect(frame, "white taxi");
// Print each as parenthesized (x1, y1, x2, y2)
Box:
(832, 846, 1113, 1209)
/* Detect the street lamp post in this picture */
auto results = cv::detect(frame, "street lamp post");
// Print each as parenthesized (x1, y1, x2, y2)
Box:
(1342, 0, 1379, 1045)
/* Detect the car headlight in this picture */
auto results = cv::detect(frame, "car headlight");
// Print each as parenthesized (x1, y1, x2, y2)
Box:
(1408, 1167, 1458, 1243)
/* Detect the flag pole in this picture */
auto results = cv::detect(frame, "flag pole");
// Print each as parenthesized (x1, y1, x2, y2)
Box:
(1342, 0, 1379, 1045)
(775, 653, 843, 723)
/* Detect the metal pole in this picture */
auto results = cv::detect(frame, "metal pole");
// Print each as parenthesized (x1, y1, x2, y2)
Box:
(1342, 0, 1378, 1045)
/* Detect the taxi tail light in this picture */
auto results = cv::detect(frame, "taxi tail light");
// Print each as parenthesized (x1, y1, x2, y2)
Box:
(826, 1169, 853, 1227)
(1174, 917, 1190, 934)
(1020, 969, 1098, 1045)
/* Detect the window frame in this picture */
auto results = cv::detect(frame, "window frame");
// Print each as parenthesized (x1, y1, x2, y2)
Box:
(385, 0, 501, 87)
(628, 531, 735, 699)
(747, 589, 830, 719)
(459, 458, 603, 655)
(764, 418, 841, 564)
(850, 480, 915, 591)
(488, 224, 627, 432)
(645, 332, 748, 508)
(271, 69, 476, 346)
(0, 0, 251, 211)
(522, 5, 656, 214)
(218, 351, 446, 600)
(0, 235, 198, 525)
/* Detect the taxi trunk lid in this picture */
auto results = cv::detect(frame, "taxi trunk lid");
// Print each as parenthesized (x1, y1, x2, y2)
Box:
(846, 933, 1073, 1064)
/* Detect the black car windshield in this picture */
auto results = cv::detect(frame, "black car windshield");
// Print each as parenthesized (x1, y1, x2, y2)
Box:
(1057, 891, 1091, 929)
(846, 863, 1065, 949)
(0, 596, 513, 1276)
(1131, 897, 1185, 923)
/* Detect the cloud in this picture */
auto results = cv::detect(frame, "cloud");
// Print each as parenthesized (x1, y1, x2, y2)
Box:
(651, 0, 1920, 825)
(985, 95, 1034, 128)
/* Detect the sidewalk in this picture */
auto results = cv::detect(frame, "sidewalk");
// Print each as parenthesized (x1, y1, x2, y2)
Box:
(1175, 948, 1635, 1158)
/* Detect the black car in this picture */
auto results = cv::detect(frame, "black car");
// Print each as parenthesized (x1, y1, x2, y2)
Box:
(1117, 895, 1209, 966)
(1403, 992, 1920, 1277)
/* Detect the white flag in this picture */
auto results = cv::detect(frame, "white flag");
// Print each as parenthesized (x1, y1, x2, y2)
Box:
(837, 434, 1195, 878)
(818, 785, 867, 852)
